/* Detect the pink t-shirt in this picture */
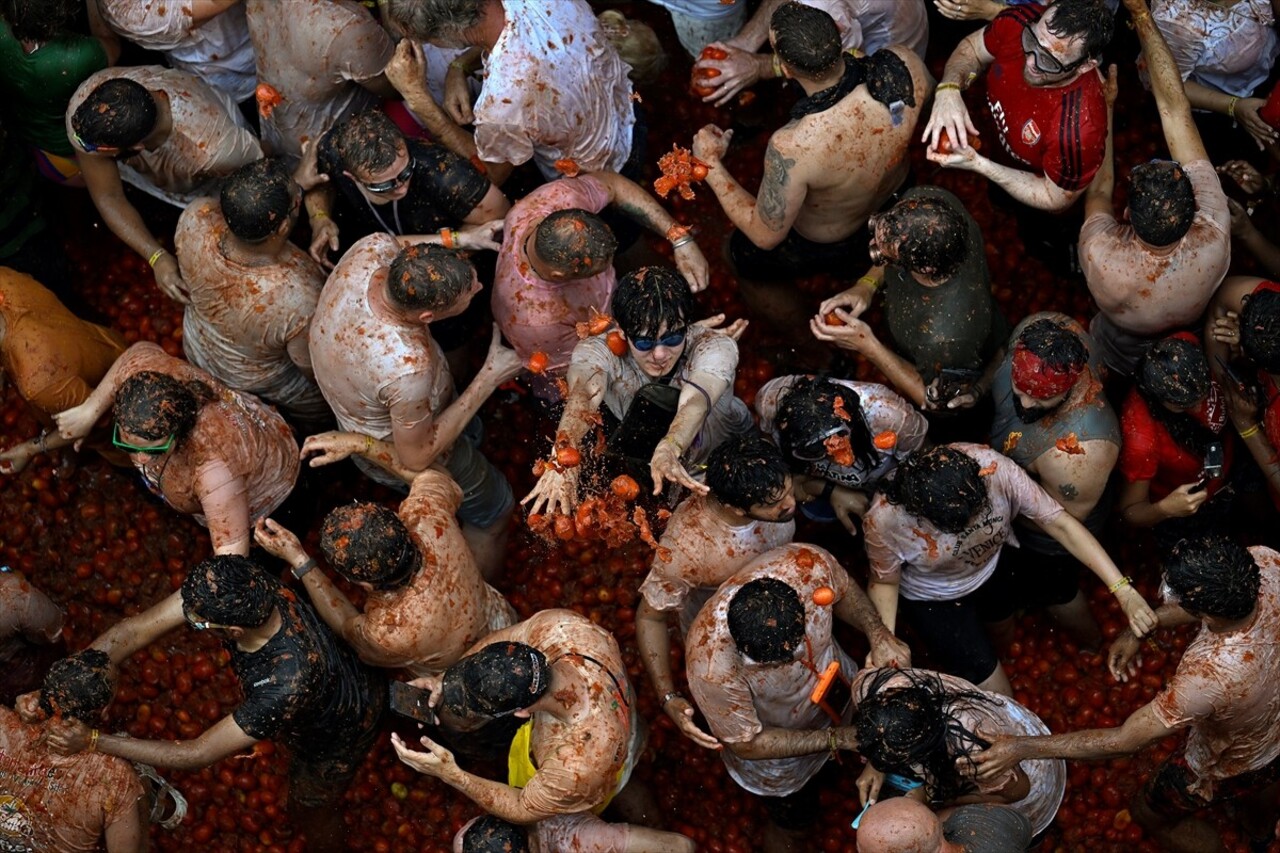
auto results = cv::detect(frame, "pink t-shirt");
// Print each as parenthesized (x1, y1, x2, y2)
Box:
(685, 544, 858, 797)
(493, 176, 616, 372)
(175, 197, 329, 423)
(639, 494, 795, 636)
(850, 669, 1065, 836)
(353, 470, 516, 675)
(309, 234, 456, 440)
(0, 575, 62, 665)
(1079, 159, 1230, 335)
(244, 0, 395, 161)
(1151, 546, 1280, 800)
(0, 708, 145, 853)
(863, 444, 1064, 601)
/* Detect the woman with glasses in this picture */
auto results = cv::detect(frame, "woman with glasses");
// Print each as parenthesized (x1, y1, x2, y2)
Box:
(523, 265, 753, 515)
(52, 342, 300, 557)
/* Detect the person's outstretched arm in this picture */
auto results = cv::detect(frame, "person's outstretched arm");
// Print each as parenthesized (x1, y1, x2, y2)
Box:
(1125, 0, 1208, 164)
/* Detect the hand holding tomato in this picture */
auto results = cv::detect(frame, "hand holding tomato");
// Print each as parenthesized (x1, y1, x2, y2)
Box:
(663, 696, 722, 751)
(809, 312, 875, 353)
(1106, 630, 1143, 683)
(692, 42, 764, 106)
(691, 124, 732, 166)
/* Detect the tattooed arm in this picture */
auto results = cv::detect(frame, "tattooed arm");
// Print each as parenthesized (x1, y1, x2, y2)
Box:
(587, 171, 710, 291)
(694, 127, 807, 250)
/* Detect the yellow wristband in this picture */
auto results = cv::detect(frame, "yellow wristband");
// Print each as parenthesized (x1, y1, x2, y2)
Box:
(857, 275, 880, 291)
(663, 435, 684, 454)
(364, 435, 374, 453)
(772, 53, 782, 78)
(448, 60, 468, 72)
(1228, 96, 1239, 120)
(89, 729, 100, 752)
(1239, 423, 1261, 439)
(1108, 576, 1132, 594)
(828, 728, 838, 755)
(936, 82, 962, 92)
(311, 209, 328, 220)
(147, 249, 165, 268)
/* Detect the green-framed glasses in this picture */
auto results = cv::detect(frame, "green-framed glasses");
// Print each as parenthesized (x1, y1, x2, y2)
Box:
(112, 423, 175, 455)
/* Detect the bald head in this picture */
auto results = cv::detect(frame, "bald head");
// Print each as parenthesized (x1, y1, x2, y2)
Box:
(856, 799, 945, 853)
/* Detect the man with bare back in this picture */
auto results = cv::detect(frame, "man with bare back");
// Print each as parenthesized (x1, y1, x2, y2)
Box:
(692, 1, 929, 283)
(1079, 0, 1231, 375)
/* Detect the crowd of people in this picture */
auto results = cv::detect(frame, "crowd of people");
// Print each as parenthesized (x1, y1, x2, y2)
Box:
(1, 0, 1279, 850)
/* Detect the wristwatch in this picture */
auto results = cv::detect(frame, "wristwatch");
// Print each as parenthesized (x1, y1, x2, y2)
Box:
(291, 558, 316, 580)
(661, 690, 683, 707)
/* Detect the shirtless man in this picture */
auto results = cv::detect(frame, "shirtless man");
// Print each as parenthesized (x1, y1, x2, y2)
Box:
(174, 157, 330, 429)
(392, 609, 644, 823)
(693, 2, 930, 283)
(66, 68, 263, 303)
(306, 238, 522, 577)
(452, 813, 695, 853)
(988, 313, 1119, 649)
(856, 799, 1034, 853)
(637, 435, 797, 750)
(252, 467, 515, 675)
(1079, 0, 1231, 376)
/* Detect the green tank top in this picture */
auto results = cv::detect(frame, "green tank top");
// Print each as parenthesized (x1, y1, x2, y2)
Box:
(0, 21, 107, 157)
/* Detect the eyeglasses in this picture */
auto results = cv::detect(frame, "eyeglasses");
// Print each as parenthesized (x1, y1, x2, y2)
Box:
(630, 329, 687, 352)
(362, 161, 414, 194)
(1020, 24, 1086, 76)
(189, 619, 236, 631)
(112, 424, 175, 455)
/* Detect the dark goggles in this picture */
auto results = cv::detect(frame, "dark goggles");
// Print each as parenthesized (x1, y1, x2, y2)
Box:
(1020, 24, 1087, 76)
(363, 161, 414, 194)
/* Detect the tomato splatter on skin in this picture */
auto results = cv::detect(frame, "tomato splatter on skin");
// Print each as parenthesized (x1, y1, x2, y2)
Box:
(1055, 433, 1086, 456)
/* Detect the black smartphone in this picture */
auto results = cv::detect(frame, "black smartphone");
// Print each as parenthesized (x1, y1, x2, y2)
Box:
(389, 681, 437, 725)
(1214, 355, 1249, 392)
(1201, 441, 1225, 481)
(930, 367, 980, 404)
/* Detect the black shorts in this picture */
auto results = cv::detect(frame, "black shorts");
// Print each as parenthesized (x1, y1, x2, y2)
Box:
(1143, 748, 1280, 818)
(973, 545, 1082, 624)
(287, 686, 387, 810)
(759, 770, 825, 831)
(897, 595, 1001, 686)
(728, 225, 870, 282)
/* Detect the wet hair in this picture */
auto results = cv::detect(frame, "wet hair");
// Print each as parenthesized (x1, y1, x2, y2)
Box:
(385, 0, 483, 42)
(319, 502, 421, 591)
(39, 650, 113, 724)
(881, 446, 989, 535)
(1129, 161, 1196, 247)
(220, 157, 296, 243)
(598, 10, 667, 86)
(115, 371, 212, 443)
(1018, 318, 1088, 375)
(2, 0, 81, 42)
(438, 642, 550, 719)
(705, 434, 791, 512)
(1164, 535, 1260, 621)
(771, 2, 842, 78)
(854, 669, 998, 804)
(727, 577, 806, 663)
(775, 377, 878, 470)
(611, 265, 696, 341)
(532, 209, 617, 279)
(332, 110, 405, 177)
(1135, 337, 1214, 455)
(386, 243, 475, 313)
(1042, 0, 1114, 62)
(71, 78, 157, 149)
(460, 816, 531, 853)
(1240, 289, 1280, 373)
(878, 196, 968, 280)
(180, 555, 277, 628)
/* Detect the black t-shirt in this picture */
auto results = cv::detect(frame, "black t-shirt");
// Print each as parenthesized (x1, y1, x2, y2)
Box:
(317, 133, 491, 241)
(230, 590, 385, 751)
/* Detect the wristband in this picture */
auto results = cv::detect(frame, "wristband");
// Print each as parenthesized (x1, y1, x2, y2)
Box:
(311, 209, 329, 220)
(771, 53, 782, 78)
(1239, 423, 1261, 439)
(671, 235, 694, 250)
(857, 274, 880, 292)
(89, 729, 100, 752)
(1131, 11, 1150, 24)
(448, 60, 469, 72)
(36, 431, 48, 453)
(147, 249, 165, 268)
(1108, 576, 1133, 594)
(440, 227, 455, 249)
(661, 690, 683, 707)
(936, 82, 962, 92)
(828, 728, 838, 755)
(364, 435, 375, 453)
(1228, 96, 1239, 121)
(291, 558, 316, 581)
(662, 435, 684, 454)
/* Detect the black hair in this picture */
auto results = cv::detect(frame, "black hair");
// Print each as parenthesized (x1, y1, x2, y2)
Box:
(878, 196, 968, 280)
(386, 243, 475, 312)
(385, 0, 483, 42)
(461, 816, 531, 853)
(705, 434, 791, 512)
(881, 446, 989, 535)
(771, 2, 841, 78)
(1043, 0, 1114, 62)
(1018, 318, 1088, 375)
(1135, 337, 1215, 455)
(180, 555, 277, 628)
(1164, 534, 1260, 621)
(439, 642, 550, 719)
(854, 669, 999, 805)
(1129, 161, 1196, 247)
(533, 209, 617, 279)
(332, 109, 405, 177)
(39, 650, 114, 724)
(727, 577, 806, 663)
(220, 157, 296, 243)
(775, 377, 877, 470)
(611, 266, 695, 341)
(71, 78, 157, 149)
(319, 502, 421, 591)
(2, 0, 81, 42)
(1240, 289, 1280, 374)
(115, 371, 211, 443)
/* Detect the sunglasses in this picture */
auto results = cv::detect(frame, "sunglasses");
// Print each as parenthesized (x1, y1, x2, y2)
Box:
(362, 161, 414, 194)
(112, 423, 175, 455)
(631, 329, 687, 352)
(1020, 24, 1086, 76)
